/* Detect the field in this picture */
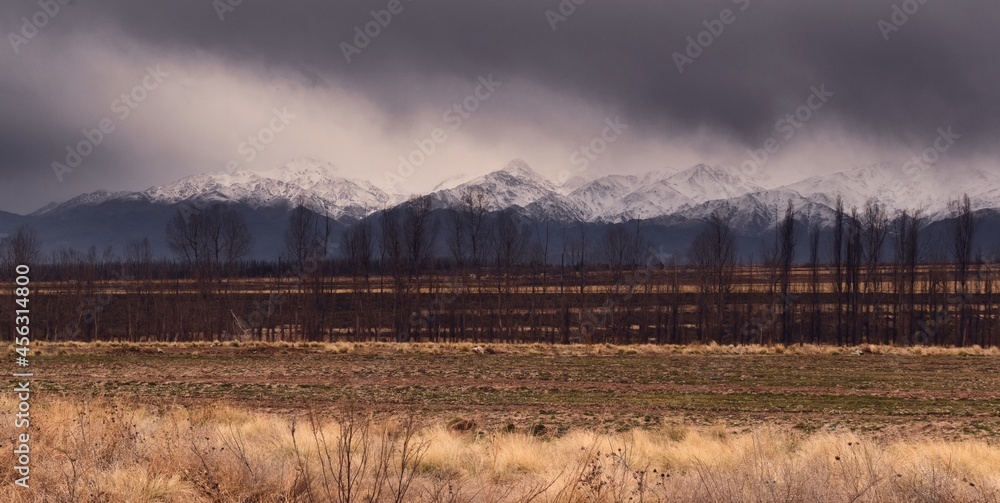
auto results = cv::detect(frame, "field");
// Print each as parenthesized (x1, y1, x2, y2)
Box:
(18, 342, 1000, 437)
(4, 342, 1000, 501)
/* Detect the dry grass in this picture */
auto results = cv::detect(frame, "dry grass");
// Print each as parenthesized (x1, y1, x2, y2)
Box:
(18, 340, 1000, 358)
(2, 396, 999, 502)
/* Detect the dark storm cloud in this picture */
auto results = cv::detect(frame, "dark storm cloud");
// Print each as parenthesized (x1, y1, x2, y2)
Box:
(1, 0, 998, 212)
(47, 0, 993, 142)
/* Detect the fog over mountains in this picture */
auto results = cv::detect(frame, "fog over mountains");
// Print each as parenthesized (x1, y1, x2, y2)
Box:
(3, 156, 999, 261)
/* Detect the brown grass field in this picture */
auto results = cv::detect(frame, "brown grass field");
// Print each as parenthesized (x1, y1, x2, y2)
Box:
(3, 342, 1000, 501)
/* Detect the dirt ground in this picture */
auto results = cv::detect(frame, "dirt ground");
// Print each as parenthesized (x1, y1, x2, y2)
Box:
(14, 342, 1000, 441)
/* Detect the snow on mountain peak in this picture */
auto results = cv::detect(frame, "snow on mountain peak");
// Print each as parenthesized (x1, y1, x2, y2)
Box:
(665, 163, 765, 203)
(135, 156, 405, 221)
(34, 155, 1000, 231)
(558, 175, 590, 195)
(501, 159, 542, 179)
(432, 173, 474, 192)
(250, 156, 340, 187)
(432, 160, 577, 218)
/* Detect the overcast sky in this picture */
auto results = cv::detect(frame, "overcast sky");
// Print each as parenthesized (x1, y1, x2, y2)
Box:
(1, 0, 998, 214)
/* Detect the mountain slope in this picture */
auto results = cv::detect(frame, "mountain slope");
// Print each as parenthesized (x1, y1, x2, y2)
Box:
(146, 156, 404, 221)
(564, 164, 766, 223)
(38, 157, 406, 223)
(9, 157, 1000, 261)
(665, 164, 766, 203)
(433, 159, 584, 221)
(567, 175, 640, 220)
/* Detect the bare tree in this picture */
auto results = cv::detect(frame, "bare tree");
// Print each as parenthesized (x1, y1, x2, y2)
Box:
(124, 237, 153, 278)
(861, 198, 889, 343)
(689, 212, 736, 341)
(892, 209, 923, 345)
(344, 220, 374, 339)
(285, 205, 321, 268)
(447, 188, 490, 342)
(166, 209, 206, 270)
(282, 203, 333, 339)
(491, 209, 528, 341)
(123, 237, 154, 341)
(459, 186, 490, 269)
(219, 208, 254, 275)
(600, 221, 645, 343)
(166, 204, 253, 279)
(528, 219, 553, 342)
(164, 204, 255, 340)
(601, 224, 643, 284)
(778, 200, 797, 344)
(380, 208, 408, 340)
(403, 196, 438, 340)
(845, 207, 862, 344)
(808, 224, 821, 343)
(833, 196, 845, 345)
(950, 194, 977, 346)
(405, 196, 437, 280)
(449, 209, 468, 270)
(0, 225, 42, 272)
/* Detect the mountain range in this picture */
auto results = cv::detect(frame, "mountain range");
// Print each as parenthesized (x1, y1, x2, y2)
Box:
(3, 156, 999, 261)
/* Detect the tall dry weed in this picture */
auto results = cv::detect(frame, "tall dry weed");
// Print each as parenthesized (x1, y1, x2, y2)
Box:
(2, 396, 1000, 502)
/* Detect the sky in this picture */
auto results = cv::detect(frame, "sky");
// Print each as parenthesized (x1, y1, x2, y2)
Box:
(1, 0, 998, 214)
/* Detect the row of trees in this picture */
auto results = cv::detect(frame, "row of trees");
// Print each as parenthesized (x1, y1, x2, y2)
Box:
(1, 191, 996, 346)
(691, 194, 986, 347)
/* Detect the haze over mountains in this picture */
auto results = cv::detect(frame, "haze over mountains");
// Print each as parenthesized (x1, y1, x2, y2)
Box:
(3, 156, 999, 261)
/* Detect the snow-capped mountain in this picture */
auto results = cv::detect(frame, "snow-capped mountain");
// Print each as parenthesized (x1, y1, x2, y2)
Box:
(665, 164, 767, 203)
(779, 163, 1000, 222)
(783, 163, 921, 215)
(40, 157, 407, 222)
(146, 156, 406, 220)
(604, 180, 695, 222)
(32, 190, 145, 216)
(431, 173, 475, 192)
(28, 156, 1000, 235)
(676, 189, 832, 234)
(565, 175, 640, 220)
(555, 164, 770, 223)
(557, 175, 590, 195)
(10, 156, 1000, 261)
(432, 159, 582, 220)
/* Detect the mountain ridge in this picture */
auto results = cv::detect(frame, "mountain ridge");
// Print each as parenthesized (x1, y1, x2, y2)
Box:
(5, 157, 1000, 261)
(20, 157, 1000, 233)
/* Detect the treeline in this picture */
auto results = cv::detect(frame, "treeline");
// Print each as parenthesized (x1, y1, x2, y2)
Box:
(0, 190, 996, 347)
